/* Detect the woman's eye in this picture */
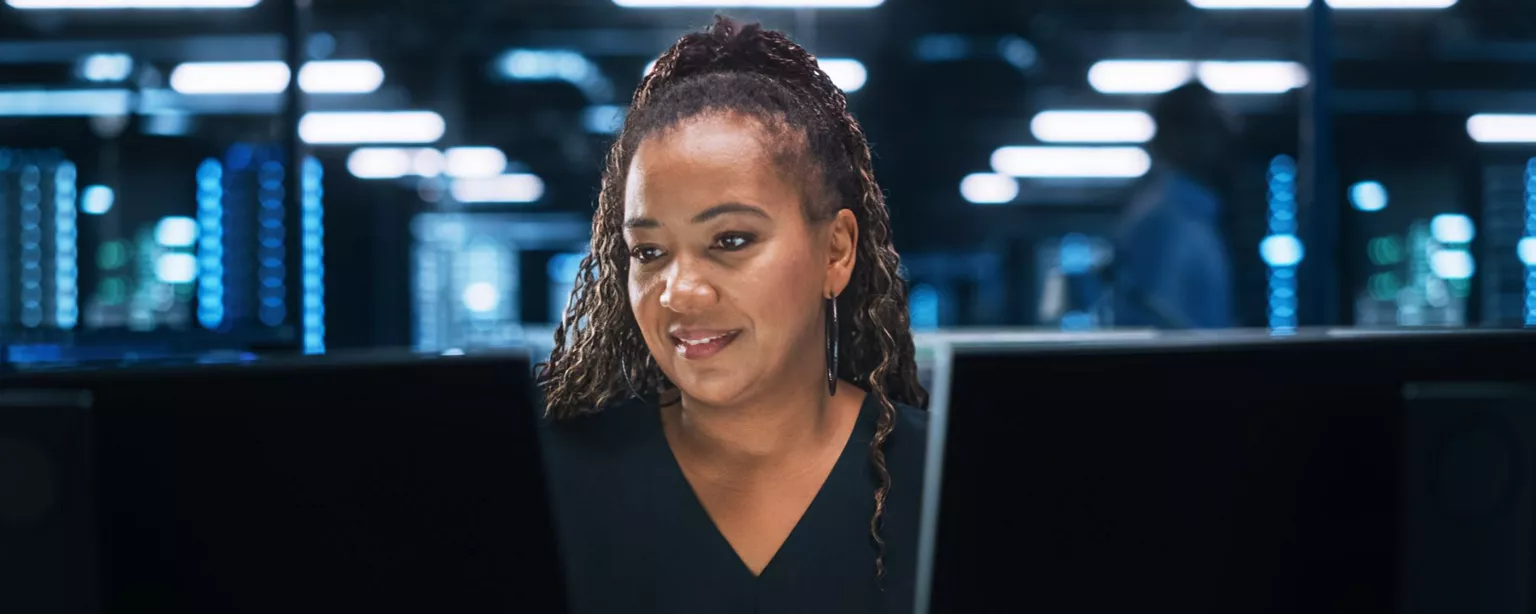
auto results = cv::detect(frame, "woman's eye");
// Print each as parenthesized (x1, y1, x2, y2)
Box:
(714, 233, 754, 251)
(630, 246, 665, 263)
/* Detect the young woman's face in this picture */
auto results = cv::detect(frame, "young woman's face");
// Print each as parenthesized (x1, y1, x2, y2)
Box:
(623, 112, 856, 408)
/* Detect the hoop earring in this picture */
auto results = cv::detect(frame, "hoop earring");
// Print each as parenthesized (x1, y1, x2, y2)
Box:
(826, 294, 839, 397)
(620, 353, 646, 403)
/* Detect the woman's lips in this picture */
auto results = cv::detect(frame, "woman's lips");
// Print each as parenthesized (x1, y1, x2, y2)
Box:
(671, 330, 740, 360)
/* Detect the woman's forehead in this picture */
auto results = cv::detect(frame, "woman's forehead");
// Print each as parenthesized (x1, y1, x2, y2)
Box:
(624, 114, 806, 221)
(637, 112, 786, 163)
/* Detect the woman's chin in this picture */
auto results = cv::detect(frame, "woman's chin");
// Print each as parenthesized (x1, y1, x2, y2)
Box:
(671, 377, 753, 408)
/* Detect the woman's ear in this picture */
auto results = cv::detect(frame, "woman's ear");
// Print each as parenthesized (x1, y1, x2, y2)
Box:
(826, 208, 858, 297)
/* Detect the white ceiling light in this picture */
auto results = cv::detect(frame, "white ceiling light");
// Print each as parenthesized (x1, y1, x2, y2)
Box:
(959, 173, 1020, 204)
(1190, 0, 1456, 8)
(297, 60, 385, 94)
(80, 53, 134, 82)
(1189, 0, 1308, 7)
(1088, 59, 1308, 95)
(817, 59, 867, 93)
(1327, 0, 1456, 7)
(444, 147, 509, 178)
(9, 0, 258, 8)
(1030, 110, 1157, 144)
(346, 148, 414, 180)
(1088, 60, 1194, 95)
(1467, 114, 1536, 144)
(451, 174, 546, 204)
(299, 111, 445, 145)
(170, 62, 289, 95)
(412, 149, 446, 177)
(990, 146, 1152, 179)
(1196, 61, 1309, 94)
(614, 0, 881, 7)
(170, 60, 384, 95)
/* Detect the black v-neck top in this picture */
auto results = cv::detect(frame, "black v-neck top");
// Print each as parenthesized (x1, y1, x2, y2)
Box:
(539, 392, 928, 614)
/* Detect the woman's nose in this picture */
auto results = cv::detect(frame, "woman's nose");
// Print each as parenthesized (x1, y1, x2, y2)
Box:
(658, 260, 718, 315)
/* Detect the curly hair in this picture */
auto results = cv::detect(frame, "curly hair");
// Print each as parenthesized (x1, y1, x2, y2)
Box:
(536, 15, 928, 580)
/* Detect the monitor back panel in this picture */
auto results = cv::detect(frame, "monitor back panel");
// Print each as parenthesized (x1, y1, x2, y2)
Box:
(4, 353, 566, 614)
(931, 333, 1536, 614)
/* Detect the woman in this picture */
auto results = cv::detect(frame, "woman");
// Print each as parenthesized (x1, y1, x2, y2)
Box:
(537, 16, 929, 614)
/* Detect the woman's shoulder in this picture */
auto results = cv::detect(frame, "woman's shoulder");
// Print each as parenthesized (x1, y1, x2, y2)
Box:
(538, 397, 659, 455)
(893, 399, 928, 434)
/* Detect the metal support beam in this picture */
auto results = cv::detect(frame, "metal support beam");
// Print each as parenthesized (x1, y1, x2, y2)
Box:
(1301, 1, 1340, 326)
(281, 0, 311, 351)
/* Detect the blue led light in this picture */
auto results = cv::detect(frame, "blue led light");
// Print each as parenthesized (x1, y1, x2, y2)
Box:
(1430, 213, 1475, 245)
(545, 251, 586, 325)
(1525, 158, 1536, 326)
(19, 164, 42, 328)
(257, 159, 285, 327)
(155, 216, 199, 247)
(80, 53, 133, 83)
(1429, 248, 1475, 280)
(1260, 234, 1305, 267)
(226, 143, 254, 170)
(81, 184, 113, 215)
(1060, 310, 1094, 331)
(546, 252, 585, 283)
(497, 49, 614, 103)
(416, 241, 440, 350)
(155, 252, 197, 284)
(909, 283, 940, 331)
(301, 156, 324, 354)
(582, 105, 625, 135)
(1266, 155, 1300, 331)
(196, 158, 226, 330)
(1058, 233, 1093, 275)
(1349, 180, 1388, 212)
(53, 161, 78, 329)
(913, 34, 970, 62)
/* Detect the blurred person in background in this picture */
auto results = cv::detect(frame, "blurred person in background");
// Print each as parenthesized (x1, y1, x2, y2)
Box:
(537, 17, 929, 614)
(1110, 81, 1244, 329)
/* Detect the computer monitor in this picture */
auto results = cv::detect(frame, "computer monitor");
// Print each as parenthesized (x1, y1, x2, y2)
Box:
(1, 350, 566, 614)
(920, 330, 1536, 614)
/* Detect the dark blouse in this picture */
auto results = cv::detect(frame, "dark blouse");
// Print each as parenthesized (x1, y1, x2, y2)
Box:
(539, 391, 928, 614)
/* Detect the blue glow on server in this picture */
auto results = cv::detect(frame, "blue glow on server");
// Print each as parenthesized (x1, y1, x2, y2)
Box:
(257, 159, 285, 327)
(53, 161, 77, 329)
(1265, 155, 1301, 331)
(19, 164, 42, 328)
(301, 156, 324, 354)
(197, 158, 226, 330)
(1525, 158, 1536, 326)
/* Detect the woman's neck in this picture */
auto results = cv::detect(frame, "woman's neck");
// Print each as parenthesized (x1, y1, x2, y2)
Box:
(661, 380, 863, 485)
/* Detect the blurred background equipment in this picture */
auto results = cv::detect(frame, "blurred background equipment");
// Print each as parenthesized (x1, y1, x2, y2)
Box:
(0, 0, 1529, 368)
